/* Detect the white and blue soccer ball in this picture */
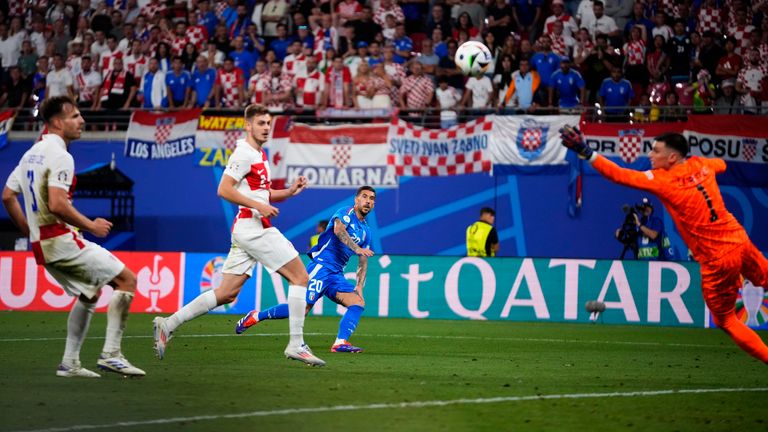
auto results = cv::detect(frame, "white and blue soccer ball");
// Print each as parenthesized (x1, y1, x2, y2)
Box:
(454, 41, 493, 77)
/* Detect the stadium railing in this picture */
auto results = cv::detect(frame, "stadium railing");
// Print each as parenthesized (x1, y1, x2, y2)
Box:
(6, 105, 768, 134)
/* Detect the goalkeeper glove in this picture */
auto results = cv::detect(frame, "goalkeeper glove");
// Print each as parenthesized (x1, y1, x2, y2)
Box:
(559, 125, 594, 159)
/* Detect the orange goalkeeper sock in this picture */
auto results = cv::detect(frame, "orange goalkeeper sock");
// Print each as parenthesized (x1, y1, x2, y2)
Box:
(713, 312, 768, 363)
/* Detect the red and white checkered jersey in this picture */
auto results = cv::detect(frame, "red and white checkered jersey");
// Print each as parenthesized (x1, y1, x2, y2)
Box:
(295, 69, 326, 108)
(325, 66, 352, 108)
(401, 74, 434, 108)
(697, 7, 722, 35)
(75, 69, 103, 103)
(248, 73, 268, 104)
(283, 53, 307, 78)
(551, 34, 574, 57)
(544, 14, 578, 38)
(337, 0, 362, 23)
(374, 5, 405, 26)
(5, 134, 84, 264)
(141, 2, 167, 19)
(726, 0, 752, 28)
(728, 25, 754, 56)
(217, 68, 245, 108)
(314, 27, 338, 57)
(384, 61, 406, 101)
(171, 35, 190, 57)
(223, 139, 273, 228)
(737, 64, 767, 94)
(124, 54, 148, 80)
(623, 39, 646, 65)
(100, 49, 124, 75)
(188, 26, 208, 50)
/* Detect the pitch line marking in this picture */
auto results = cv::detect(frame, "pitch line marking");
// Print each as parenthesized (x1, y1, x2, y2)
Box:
(11, 387, 768, 432)
(0, 332, 731, 349)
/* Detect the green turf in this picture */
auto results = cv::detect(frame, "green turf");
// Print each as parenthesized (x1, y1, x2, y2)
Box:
(0, 311, 766, 432)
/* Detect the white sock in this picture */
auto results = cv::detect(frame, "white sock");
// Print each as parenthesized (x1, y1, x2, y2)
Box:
(165, 290, 217, 333)
(334, 338, 346, 345)
(102, 291, 133, 355)
(287, 285, 307, 348)
(63, 299, 96, 365)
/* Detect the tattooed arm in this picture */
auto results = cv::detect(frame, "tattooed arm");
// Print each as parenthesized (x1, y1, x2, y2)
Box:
(334, 219, 374, 257)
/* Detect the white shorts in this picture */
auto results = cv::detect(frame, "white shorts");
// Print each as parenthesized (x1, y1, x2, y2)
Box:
(222, 226, 299, 276)
(44, 238, 125, 300)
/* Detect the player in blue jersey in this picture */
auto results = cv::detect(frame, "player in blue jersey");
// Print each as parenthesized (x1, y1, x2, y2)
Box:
(235, 186, 376, 353)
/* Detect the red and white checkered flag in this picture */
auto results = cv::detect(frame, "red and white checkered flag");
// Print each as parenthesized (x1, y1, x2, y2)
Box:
(618, 129, 643, 164)
(387, 117, 493, 177)
(154, 117, 175, 145)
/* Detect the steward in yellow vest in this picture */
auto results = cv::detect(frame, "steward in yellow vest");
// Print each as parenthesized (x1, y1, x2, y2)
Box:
(466, 207, 499, 257)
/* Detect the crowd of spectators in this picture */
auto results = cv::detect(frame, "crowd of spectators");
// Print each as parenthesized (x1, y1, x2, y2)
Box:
(0, 0, 767, 121)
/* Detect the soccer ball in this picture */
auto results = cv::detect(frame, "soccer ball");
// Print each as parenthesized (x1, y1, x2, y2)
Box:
(454, 41, 493, 77)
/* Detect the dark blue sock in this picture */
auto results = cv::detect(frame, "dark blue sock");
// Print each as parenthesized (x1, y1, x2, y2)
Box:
(258, 304, 289, 321)
(337, 305, 364, 341)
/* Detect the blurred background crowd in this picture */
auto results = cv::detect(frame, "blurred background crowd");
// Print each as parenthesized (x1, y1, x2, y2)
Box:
(0, 0, 766, 121)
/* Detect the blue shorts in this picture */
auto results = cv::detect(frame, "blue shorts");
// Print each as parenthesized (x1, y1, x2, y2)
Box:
(305, 261, 355, 306)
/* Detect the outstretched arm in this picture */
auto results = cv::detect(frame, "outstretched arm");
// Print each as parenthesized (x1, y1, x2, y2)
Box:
(560, 125, 660, 193)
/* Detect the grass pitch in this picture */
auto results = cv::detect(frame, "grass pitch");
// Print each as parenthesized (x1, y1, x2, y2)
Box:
(1, 311, 766, 432)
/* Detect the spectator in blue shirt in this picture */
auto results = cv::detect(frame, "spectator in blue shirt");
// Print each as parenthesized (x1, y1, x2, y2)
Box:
(598, 67, 634, 121)
(140, 57, 167, 109)
(512, 0, 543, 42)
(549, 57, 585, 110)
(269, 24, 294, 62)
(230, 36, 256, 82)
(166, 56, 192, 108)
(624, 2, 653, 41)
(530, 36, 561, 92)
(197, 0, 219, 38)
(244, 24, 266, 57)
(392, 23, 413, 64)
(191, 55, 217, 108)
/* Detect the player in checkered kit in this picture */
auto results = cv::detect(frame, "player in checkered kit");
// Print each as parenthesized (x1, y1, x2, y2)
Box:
(3, 97, 145, 378)
(153, 104, 325, 367)
(561, 127, 768, 363)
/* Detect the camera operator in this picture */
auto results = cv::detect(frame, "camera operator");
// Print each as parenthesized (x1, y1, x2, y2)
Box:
(615, 197, 665, 260)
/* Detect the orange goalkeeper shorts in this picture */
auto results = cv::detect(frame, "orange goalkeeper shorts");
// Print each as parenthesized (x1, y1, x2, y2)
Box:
(699, 240, 768, 315)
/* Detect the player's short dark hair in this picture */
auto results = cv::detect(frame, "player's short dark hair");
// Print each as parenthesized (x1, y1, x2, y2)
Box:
(172, 55, 183, 62)
(480, 207, 495, 216)
(244, 104, 270, 120)
(356, 185, 376, 197)
(654, 132, 689, 157)
(40, 96, 76, 124)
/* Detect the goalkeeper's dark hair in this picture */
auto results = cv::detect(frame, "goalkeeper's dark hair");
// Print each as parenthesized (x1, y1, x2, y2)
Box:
(39, 96, 77, 124)
(356, 185, 376, 197)
(654, 132, 689, 157)
(480, 207, 495, 216)
(244, 104, 270, 120)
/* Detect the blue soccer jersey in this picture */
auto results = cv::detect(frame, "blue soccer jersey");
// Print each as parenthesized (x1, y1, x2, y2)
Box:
(308, 206, 373, 273)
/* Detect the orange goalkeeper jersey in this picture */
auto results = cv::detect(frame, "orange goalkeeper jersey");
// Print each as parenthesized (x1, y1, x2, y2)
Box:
(592, 155, 747, 263)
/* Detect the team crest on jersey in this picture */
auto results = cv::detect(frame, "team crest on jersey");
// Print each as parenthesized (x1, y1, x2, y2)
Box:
(515, 119, 548, 161)
(742, 138, 757, 162)
(331, 136, 353, 169)
(618, 129, 644, 164)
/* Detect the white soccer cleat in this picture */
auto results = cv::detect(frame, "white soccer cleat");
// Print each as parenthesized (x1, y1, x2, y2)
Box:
(56, 361, 101, 378)
(97, 352, 146, 377)
(285, 343, 326, 367)
(153, 316, 172, 360)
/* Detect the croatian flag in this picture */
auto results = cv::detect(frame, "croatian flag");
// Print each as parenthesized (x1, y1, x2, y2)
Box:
(0, 110, 14, 150)
(270, 118, 395, 189)
(490, 115, 577, 175)
(125, 109, 202, 159)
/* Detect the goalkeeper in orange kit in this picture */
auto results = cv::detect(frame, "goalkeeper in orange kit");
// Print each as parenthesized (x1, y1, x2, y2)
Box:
(561, 126, 768, 363)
